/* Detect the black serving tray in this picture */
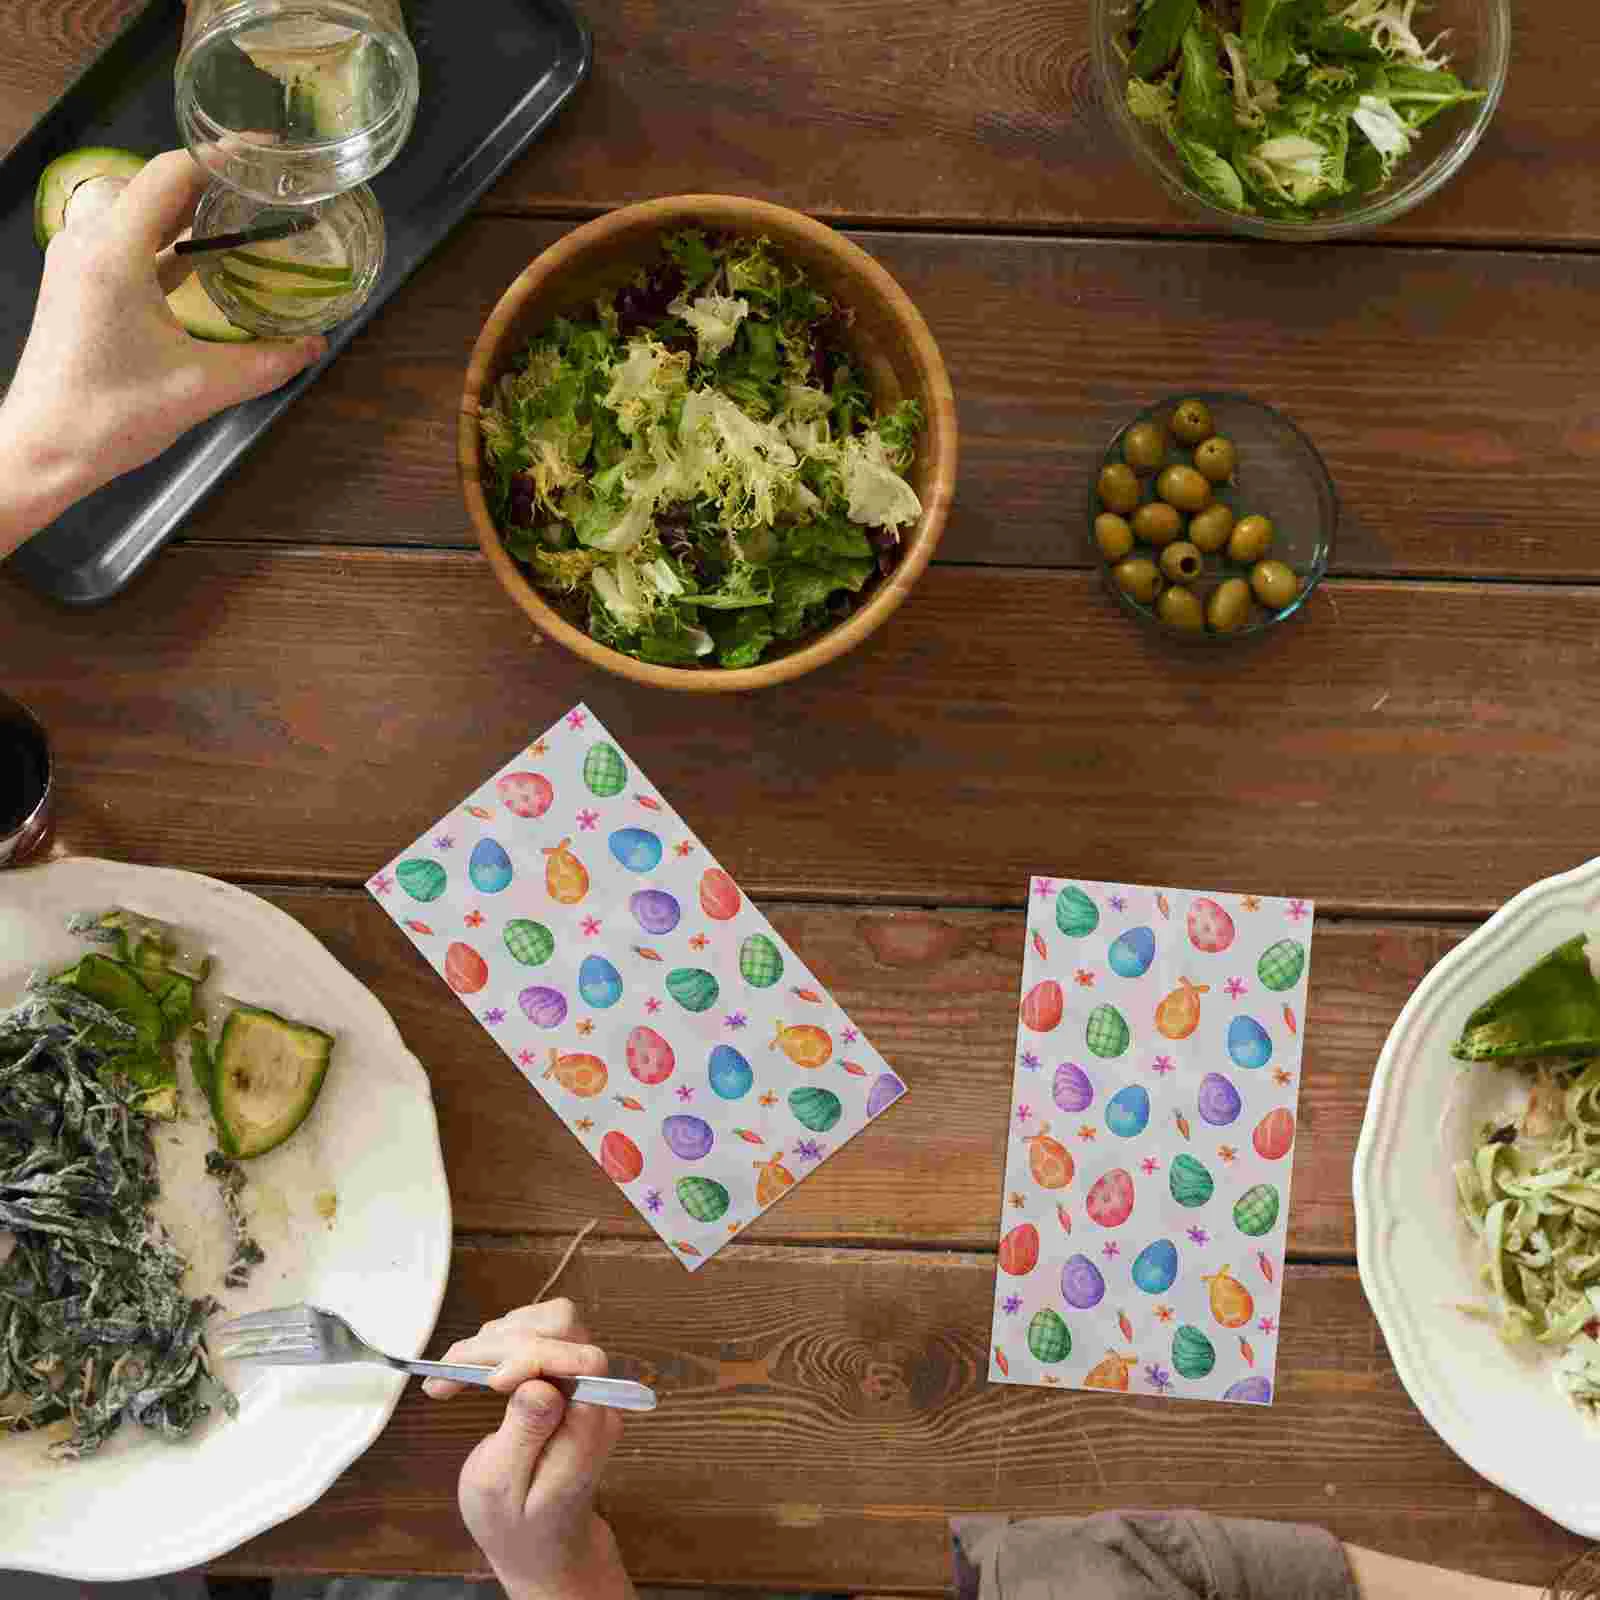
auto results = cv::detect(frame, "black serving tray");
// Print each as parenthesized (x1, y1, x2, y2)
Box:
(2, 0, 589, 604)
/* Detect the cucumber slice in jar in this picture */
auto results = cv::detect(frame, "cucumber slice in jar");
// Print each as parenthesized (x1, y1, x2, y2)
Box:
(207, 1005, 335, 1159)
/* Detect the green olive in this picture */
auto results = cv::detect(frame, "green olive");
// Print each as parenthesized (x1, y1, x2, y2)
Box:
(1194, 435, 1237, 483)
(1207, 577, 1253, 634)
(1132, 501, 1183, 546)
(1188, 502, 1235, 554)
(1171, 399, 1215, 446)
(1251, 559, 1300, 609)
(1159, 541, 1204, 585)
(1112, 557, 1164, 606)
(1094, 512, 1134, 562)
(1122, 421, 1167, 474)
(1157, 585, 1205, 633)
(1157, 465, 1212, 514)
(1097, 462, 1140, 516)
(1227, 513, 1275, 564)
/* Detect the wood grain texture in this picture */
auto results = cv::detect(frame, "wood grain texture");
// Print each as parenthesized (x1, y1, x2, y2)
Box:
(4, 546, 1595, 918)
(0, 0, 143, 153)
(172, 220, 1600, 580)
(257, 888, 1458, 1258)
(213, 1242, 1586, 1585)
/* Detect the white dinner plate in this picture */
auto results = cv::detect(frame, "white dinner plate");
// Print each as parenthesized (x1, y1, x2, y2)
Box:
(0, 858, 451, 1580)
(1354, 854, 1600, 1539)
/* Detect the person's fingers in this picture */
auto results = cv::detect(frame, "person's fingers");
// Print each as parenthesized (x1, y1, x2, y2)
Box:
(180, 336, 324, 415)
(109, 151, 210, 256)
(528, 1399, 624, 1511)
(155, 233, 196, 297)
(421, 1332, 607, 1402)
(459, 1379, 567, 1518)
(423, 1302, 592, 1400)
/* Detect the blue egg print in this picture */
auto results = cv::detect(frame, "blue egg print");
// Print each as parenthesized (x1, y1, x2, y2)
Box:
(1105, 1084, 1151, 1138)
(1227, 1014, 1273, 1070)
(708, 1045, 754, 1100)
(577, 955, 623, 1009)
(1107, 926, 1156, 979)
(609, 827, 663, 874)
(468, 837, 513, 894)
(1131, 1238, 1179, 1295)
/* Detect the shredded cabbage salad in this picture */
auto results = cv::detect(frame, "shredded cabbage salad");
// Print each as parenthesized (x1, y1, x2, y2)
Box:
(479, 230, 924, 669)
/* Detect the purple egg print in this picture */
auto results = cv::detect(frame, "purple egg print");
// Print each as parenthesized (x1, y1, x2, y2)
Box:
(630, 889, 681, 936)
(1197, 1072, 1242, 1127)
(518, 986, 568, 1028)
(1053, 1062, 1094, 1114)
(867, 1072, 906, 1118)
(1223, 1376, 1272, 1405)
(662, 1114, 714, 1161)
(1060, 1253, 1106, 1310)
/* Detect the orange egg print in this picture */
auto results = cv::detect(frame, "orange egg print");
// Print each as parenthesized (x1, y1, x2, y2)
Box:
(600, 1130, 643, 1183)
(544, 1048, 607, 1098)
(1026, 1123, 1075, 1190)
(995, 1348, 1010, 1377)
(1204, 1266, 1255, 1328)
(772, 1020, 832, 1069)
(443, 941, 489, 995)
(755, 1153, 796, 1206)
(542, 838, 589, 904)
(1021, 978, 1064, 1033)
(1084, 1350, 1139, 1392)
(999, 1221, 1040, 1276)
(699, 866, 741, 921)
(1155, 977, 1210, 1040)
(1252, 1107, 1296, 1162)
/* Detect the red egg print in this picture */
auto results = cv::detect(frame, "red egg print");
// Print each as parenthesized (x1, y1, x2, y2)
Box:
(1252, 1107, 1296, 1161)
(1187, 897, 1236, 954)
(1021, 979, 1064, 1033)
(699, 867, 741, 921)
(600, 1131, 643, 1182)
(999, 1222, 1040, 1276)
(444, 942, 488, 995)
(1085, 1167, 1136, 1228)
(497, 771, 554, 819)
(625, 1025, 676, 1084)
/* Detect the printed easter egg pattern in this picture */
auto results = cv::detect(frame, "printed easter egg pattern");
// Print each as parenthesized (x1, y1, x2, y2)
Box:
(663, 1114, 715, 1161)
(1027, 1308, 1072, 1364)
(667, 967, 719, 1013)
(1226, 1015, 1273, 1070)
(1085, 1004, 1130, 1059)
(1084, 1351, 1138, 1392)
(1061, 1253, 1107, 1309)
(1172, 1324, 1216, 1380)
(1022, 979, 1064, 1033)
(1224, 1376, 1273, 1404)
(1107, 926, 1156, 979)
(397, 858, 446, 903)
(503, 918, 555, 967)
(1027, 1124, 1075, 1189)
(601, 1130, 643, 1183)
(1055, 885, 1100, 937)
(1205, 1266, 1254, 1328)
(677, 1175, 730, 1222)
(578, 954, 624, 1010)
(542, 838, 589, 904)
(609, 827, 663, 874)
(1086, 1168, 1136, 1228)
(1155, 978, 1209, 1040)
(444, 942, 488, 995)
(774, 1021, 832, 1068)
(518, 985, 568, 1028)
(999, 1222, 1040, 1276)
(1053, 1062, 1095, 1114)
(1197, 1072, 1242, 1127)
(1252, 1107, 1296, 1161)
(1169, 1153, 1215, 1209)
(739, 933, 784, 989)
(1258, 938, 1306, 992)
(630, 889, 681, 935)
(1187, 897, 1235, 954)
(699, 867, 741, 921)
(468, 837, 513, 894)
(496, 770, 554, 818)
(867, 1072, 906, 1118)
(582, 741, 627, 797)
(1105, 1084, 1150, 1138)
(626, 1025, 676, 1085)
(790, 1085, 842, 1132)
(545, 1049, 607, 1098)
(1233, 1183, 1281, 1237)
(1131, 1238, 1179, 1294)
(708, 1044, 754, 1100)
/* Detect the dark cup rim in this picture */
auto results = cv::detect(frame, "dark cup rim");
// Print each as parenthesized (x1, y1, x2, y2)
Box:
(1, 692, 53, 860)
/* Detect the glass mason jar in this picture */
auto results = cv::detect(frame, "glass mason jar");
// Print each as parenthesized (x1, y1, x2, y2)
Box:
(176, 0, 418, 205)
(191, 180, 386, 337)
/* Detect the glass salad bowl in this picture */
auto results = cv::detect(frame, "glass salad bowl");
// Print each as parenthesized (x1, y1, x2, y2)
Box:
(1091, 0, 1511, 240)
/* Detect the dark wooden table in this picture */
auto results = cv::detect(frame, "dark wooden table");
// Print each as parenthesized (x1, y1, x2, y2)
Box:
(3, 0, 1597, 1587)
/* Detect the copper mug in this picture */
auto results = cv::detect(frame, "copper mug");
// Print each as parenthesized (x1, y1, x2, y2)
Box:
(0, 693, 53, 868)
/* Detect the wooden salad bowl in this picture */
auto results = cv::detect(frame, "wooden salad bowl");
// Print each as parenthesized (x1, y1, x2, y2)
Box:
(458, 194, 958, 692)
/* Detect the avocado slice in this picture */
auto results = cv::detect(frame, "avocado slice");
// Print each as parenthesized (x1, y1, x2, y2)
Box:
(1453, 934, 1600, 1062)
(33, 146, 146, 246)
(68, 952, 164, 1046)
(207, 1005, 335, 1159)
(167, 272, 255, 344)
(59, 952, 180, 1117)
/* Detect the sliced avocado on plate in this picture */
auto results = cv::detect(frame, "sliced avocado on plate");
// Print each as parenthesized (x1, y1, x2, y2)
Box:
(59, 951, 180, 1117)
(206, 1005, 336, 1159)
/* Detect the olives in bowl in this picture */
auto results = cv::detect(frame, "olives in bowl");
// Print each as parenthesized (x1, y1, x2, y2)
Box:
(1090, 393, 1338, 644)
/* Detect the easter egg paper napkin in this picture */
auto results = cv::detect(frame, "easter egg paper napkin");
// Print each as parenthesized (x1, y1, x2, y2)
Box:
(989, 878, 1313, 1402)
(367, 703, 908, 1271)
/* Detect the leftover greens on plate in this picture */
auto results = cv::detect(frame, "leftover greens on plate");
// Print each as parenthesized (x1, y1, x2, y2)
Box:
(479, 229, 925, 669)
(1121, 0, 1485, 220)
(1452, 935, 1600, 1414)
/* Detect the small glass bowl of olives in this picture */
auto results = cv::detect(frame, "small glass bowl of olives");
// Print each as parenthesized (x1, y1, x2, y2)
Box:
(1090, 392, 1338, 644)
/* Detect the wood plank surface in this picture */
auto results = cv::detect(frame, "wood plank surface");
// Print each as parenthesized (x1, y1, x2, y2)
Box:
(6, 0, 1600, 251)
(257, 888, 1457, 1259)
(213, 1242, 1587, 1586)
(6, 546, 1595, 918)
(166, 218, 1600, 581)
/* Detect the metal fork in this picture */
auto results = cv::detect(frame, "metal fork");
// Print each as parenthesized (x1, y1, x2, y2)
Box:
(215, 1305, 657, 1412)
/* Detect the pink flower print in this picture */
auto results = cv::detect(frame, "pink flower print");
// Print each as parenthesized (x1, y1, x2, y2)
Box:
(1186, 1226, 1209, 1246)
(581, 915, 601, 936)
(1258, 1316, 1277, 1335)
(675, 1084, 694, 1102)
(1033, 878, 1056, 898)
(842, 1027, 859, 1044)
(1101, 1241, 1121, 1260)
(1152, 1056, 1175, 1075)
(1140, 1157, 1160, 1176)
(576, 808, 600, 831)
(1289, 899, 1310, 922)
(1224, 977, 1248, 999)
(369, 872, 393, 895)
(645, 997, 662, 1014)
(1016, 1104, 1032, 1126)
(517, 1049, 535, 1067)
(566, 709, 587, 730)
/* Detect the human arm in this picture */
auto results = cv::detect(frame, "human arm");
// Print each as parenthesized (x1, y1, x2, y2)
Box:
(1344, 1546, 1542, 1600)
